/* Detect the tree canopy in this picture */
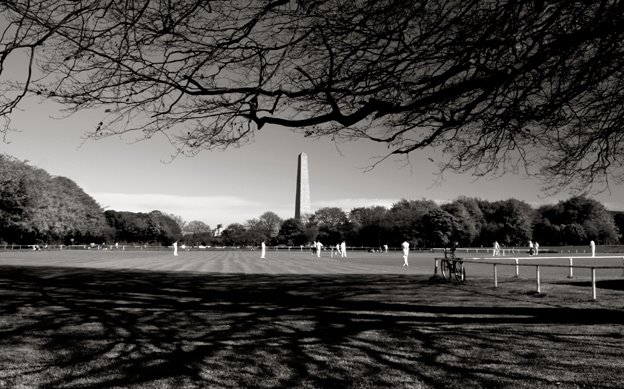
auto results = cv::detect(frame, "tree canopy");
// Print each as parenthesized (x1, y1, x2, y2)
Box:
(2, 0, 624, 193)
(533, 196, 619, 245)
(0, 154, 109, 244)
(0, 154, 183, 245)
(104, 210, 182, 245)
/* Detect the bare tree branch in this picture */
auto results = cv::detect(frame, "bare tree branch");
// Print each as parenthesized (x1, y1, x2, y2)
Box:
(1, 0, 624, 194)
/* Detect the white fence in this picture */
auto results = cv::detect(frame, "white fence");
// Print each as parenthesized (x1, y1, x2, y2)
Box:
(434, 256, 624, 300)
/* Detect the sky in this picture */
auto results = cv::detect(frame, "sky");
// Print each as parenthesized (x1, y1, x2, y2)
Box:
(2, 97, 624, 228)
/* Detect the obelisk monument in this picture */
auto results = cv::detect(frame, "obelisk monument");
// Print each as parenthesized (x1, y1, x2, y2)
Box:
(295, 153, 311, 220)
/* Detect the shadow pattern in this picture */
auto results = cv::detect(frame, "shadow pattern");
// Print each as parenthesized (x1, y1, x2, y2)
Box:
(0, 265, 623, 388)
(561, 278, 624, 292)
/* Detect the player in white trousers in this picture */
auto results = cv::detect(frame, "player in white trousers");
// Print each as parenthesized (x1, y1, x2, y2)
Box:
(590, 240, 595, 257)
(401, 241, 409, 267)
(316, 241, 323, 258)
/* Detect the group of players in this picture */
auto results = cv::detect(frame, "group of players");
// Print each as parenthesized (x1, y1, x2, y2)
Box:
(257, 240, 414, 267)
(310, 241, 347, 258)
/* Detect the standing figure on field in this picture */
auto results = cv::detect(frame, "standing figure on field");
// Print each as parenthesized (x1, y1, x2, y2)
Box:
(492, 241, 500, 256)
(528, 240, 534, 256)
(173, 241, 178, 256)
(534, 241, 539, 255)
(590, 240, 596, 257)
(401, 241, 410, 267)
(384, 244, 388, 253)
(316, 241, 323, 258)
(261, 241, 266, 259)
(340, 241, 347, 258)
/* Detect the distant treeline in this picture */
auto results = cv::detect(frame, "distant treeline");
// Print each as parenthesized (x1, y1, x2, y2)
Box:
(1, 154, 623, 247)
(0, 155, 182, 245)
(220, 197, 623, 249)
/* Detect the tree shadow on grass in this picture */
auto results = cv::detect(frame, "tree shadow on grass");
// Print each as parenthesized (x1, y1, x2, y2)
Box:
(562, 278, 624, 291)
(0, 265, 623, 388)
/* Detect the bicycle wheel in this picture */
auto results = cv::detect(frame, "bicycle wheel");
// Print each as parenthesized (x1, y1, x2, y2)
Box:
(441, 260, 451, 280)
(454, 261, 466, 282)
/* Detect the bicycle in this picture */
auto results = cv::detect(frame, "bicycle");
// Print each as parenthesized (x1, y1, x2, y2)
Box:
(441, 245, 466, 282)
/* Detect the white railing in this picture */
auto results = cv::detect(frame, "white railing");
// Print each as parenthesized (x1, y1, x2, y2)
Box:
(434, 256, 624, 300)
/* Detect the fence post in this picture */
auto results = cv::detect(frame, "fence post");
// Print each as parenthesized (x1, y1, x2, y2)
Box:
(514, 258, 519, 278)
(494, 264, 498, 288)
(568, 257, 574, 278)
(536, 265, 541, 294)
(591, 267, 597, 300)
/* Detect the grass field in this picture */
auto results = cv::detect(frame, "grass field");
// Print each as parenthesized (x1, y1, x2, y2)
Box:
(1, 250, 623, 388)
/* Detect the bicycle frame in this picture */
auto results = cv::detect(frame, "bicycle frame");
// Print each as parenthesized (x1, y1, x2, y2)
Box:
(441, 248, 466, 282)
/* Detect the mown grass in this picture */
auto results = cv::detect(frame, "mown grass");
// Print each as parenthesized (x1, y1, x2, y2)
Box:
(0, 251, 623, 388)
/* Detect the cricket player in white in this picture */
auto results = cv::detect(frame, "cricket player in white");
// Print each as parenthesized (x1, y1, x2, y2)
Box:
(402, 241, 409, 267)
(590, 240, 595, 257)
